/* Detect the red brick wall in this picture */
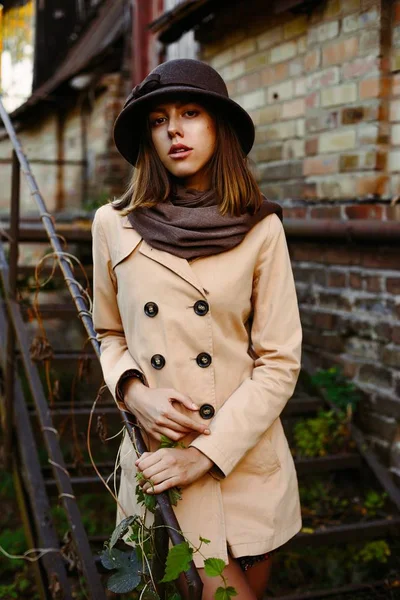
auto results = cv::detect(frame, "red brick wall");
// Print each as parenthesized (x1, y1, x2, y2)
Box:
(196, 0, 400, 478)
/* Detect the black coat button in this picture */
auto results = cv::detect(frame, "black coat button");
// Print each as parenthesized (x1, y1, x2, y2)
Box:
(151, 354, 165, 369)
(144, 302, 158, 317)
(199, 404, 215, 419)
(196, 352, 212, 368)
(194, 300, 209, 316)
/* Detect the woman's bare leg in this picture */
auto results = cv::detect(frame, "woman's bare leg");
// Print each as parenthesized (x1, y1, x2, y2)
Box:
(177, 557, 258, 599)
(243, 555, 273, 600)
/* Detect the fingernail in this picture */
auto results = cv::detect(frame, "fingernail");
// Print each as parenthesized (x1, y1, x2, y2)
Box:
(192, 403, 198, 409)
(204, 429, 210, 434)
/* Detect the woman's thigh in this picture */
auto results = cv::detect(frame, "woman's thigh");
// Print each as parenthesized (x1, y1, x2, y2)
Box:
(177, 556, 258, 600)
(243, 555, 273, 600)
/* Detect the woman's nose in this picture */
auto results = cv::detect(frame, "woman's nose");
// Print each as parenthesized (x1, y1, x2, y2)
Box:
(168, 117, 183, 138)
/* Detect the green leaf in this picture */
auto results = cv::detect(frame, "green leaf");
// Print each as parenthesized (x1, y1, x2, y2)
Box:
(168, 486, 182, 506)
(110, 516, 136, 549)
(160, 435, 177, 448)
(215, 586, 238, 599)
(144, 492, 157, 513)
(204, 557, 226, 578)
(100, 548, 131, 570)
(107, 567, 141, 594)
(199, 536, 211, 545)
(160, 542, 193, 582)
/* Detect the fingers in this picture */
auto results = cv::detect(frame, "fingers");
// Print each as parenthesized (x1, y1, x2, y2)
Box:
(144, 476, 180, 495)
(168, 390, 199, 412)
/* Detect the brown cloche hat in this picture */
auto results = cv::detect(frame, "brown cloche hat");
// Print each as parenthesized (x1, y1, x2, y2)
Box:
(113, 58, 255, 166)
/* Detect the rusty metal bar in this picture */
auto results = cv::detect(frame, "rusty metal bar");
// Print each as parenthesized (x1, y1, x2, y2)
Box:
(4, 151, 20, 468)
(284, 218, 400, 242)
(0, 158, 87, 165)
(0, 257, 74, 599)
(0, 97, 203, 599)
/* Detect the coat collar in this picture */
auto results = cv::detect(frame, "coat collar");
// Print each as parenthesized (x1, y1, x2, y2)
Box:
(120, 214, 206, 297)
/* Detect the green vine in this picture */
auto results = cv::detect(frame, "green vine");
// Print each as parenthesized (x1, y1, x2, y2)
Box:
(101, 436, 238, 598)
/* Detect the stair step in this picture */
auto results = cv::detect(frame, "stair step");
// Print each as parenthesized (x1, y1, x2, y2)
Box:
(294, 453, 362, 474)
(45, 474, 120, 495)
(288, 516, 400, 549)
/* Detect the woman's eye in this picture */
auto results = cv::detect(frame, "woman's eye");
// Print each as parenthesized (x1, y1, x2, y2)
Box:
(185, 110, 198, 117)
(150, 117, 165, 126)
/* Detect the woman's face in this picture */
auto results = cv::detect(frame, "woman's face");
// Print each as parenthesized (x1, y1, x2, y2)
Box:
(148, 98, 216, 190)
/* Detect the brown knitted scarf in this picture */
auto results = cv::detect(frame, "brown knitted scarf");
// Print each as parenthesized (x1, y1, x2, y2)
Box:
(127, 185, 282, 260)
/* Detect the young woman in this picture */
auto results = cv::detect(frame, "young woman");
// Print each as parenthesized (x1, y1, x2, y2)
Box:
(92, 58, 302, 599)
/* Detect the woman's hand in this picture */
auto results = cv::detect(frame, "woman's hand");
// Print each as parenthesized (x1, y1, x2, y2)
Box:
(123, 380, 211, 442)
(136, 447, 214, 494)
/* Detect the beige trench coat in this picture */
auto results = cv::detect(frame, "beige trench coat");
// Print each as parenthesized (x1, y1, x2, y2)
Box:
(91, 202, 302, 567)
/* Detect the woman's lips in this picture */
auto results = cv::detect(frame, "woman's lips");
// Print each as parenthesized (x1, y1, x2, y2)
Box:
(168, 149, 193, 160)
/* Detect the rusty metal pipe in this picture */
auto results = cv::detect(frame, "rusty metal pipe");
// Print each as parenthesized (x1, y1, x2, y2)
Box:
(284, 218, 400, 242)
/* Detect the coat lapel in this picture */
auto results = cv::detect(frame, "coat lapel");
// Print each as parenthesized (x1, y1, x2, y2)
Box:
(139, 241, 207, 298)
(121, 214, 206, 297)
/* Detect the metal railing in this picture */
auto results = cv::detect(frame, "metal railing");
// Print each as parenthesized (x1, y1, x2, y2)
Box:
(0, 98, 203, 598)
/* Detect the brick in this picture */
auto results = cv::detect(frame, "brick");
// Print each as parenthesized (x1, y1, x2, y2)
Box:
(305, 137, 319, 156)
(307, 67, 340, 91)
(241, 89, 265, 110)
(259, 104, 282, 124)
(387, 278, 400, 294)
(303, 155, 338, 175)
(321, 83, 357, 107)
(266, 81, 294, 103)
(323, 37, 359, 66)
(261, 63, 289, 86)
(343, 14, 359, 33)
(211, 47, 235, 69)
(342, 0, 361, 12)
(316, 176, 358, 199)
(304, 49, 321, 72)
(382, 345, 400, 369)
(306, 109, 339, 132)
(341, 151, 380, 171)
(310, 206, 342, 219)
(359, 29, 380, 55)
(294, 77, 306, 96)
(319, 129, 356, 153)
(297, 36, 307, 54)
(391, 50, 400, 73)
(284, 15, 308, 40)
(255, 144, 283, 163)
(358, 77, 380, 99)
(257, 120, 297, 141)
(270, 41, 297, 64)
(390, 100, 400, 121)
(342, 55, 379, 80)
(220, 60, 245, 81)
(386, 203, 400, 219)
(393, 326, 400, 344)
(365, 275, 383, 292)
(360, 247, 399, 269)
(289, 58, 304, 77)
(396, 2, 400, 24)
(346, 337, 380, 360)
(234, 38, 256, 59)
(261, 161, 303, 181)
(349, 273, 362, 289)
(284, 207, 308, 219)
(283, 139, 305, 159)
(235, 72, 261, 94)
(389, 150, 400, 171)
(245, 52, 269, 72)
(308, 21, 340, 45)
(319, 291, 353, 311)
(342, 105, 379, 124)
(393, 73, 400, 96)
(345, 204, 384, 218)
(282, 98, 305, 119)
(392, 124, 400, 145)
(393, 26, 400, 48)
(355, 175, 387, 196)
(328, 271, 347, 287)
(257, 26, 283, 51)
(306, 91, 320, 108)
(359, 365, 392, 388)
(296, 118, 305, 136)
(324, 0, 341, 18)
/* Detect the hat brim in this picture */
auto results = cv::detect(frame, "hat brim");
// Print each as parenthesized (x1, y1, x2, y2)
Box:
(113, 86, 255, 166)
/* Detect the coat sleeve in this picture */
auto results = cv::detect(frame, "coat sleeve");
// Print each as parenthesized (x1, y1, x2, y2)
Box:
(190, 214, 302, 477)
(91, 208, 146, 410)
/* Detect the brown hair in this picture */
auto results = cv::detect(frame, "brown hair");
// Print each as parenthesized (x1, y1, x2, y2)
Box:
(112, 99, 262, 217)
